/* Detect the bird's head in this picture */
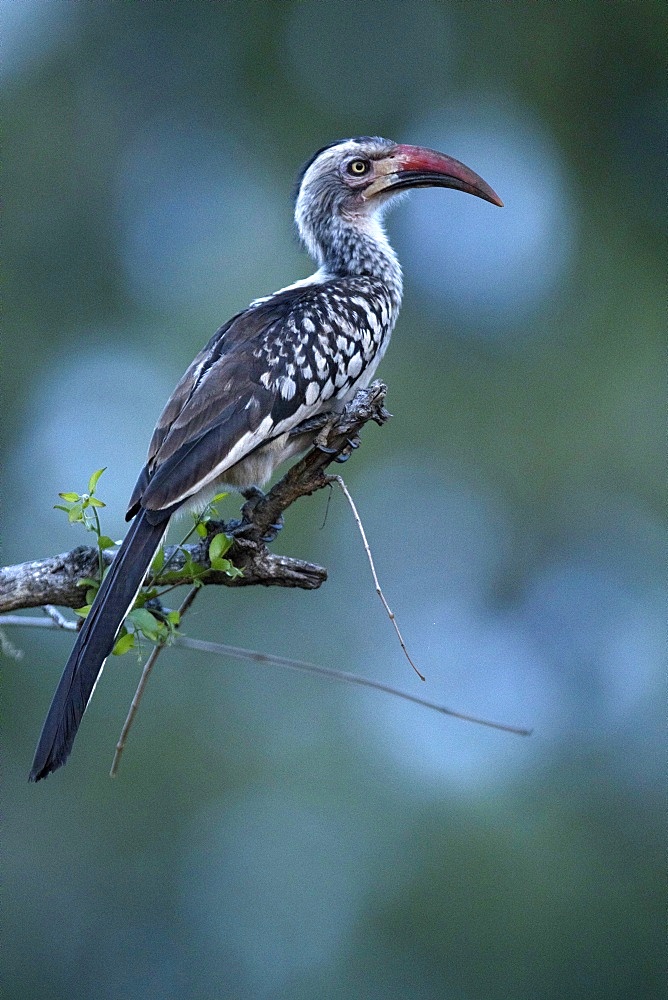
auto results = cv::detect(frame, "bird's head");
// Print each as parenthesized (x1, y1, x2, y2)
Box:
(294, 135, 502, 270)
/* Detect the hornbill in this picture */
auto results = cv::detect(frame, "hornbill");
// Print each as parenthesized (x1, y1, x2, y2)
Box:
(30, 136, 502, 781)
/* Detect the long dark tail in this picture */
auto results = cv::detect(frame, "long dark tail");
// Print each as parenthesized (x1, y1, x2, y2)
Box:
(29, 509, 167, 781)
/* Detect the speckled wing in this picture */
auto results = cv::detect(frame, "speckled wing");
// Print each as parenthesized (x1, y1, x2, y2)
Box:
(126, 277, 393, 521)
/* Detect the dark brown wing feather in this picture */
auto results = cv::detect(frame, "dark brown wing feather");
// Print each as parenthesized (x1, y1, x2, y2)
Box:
(126, 285, 342, 519)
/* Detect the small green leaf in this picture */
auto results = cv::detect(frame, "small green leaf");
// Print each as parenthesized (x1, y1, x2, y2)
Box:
(112, 632, 135, 656)
(77, 577, 99, 589)
(225, 565, 244, 580)
(211, 492, 228, 504)
(74, 604, 92, 618)
(209, 532, 232, 561)
(68, 504, 84, 523)
(97, 535, 115, 549)
(87, 496, 106, 508)
(88, 467, 107, 493)
(195, 522, 208, 538)
(181, 552, 204, 580)
(59, 492, 80, 503)
(166, 611, 180, 626)
(128, 608, 161, 641)
(128, 607, 157, 629)
(54, 504, 71, 513)
(85, 588, 98, 605)
(151, 548, 165, 573)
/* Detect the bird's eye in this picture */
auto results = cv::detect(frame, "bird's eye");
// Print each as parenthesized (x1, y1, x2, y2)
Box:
(347, 158, 371, 176)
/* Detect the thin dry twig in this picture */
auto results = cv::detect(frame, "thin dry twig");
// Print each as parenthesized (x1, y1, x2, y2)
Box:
(329, 474, 425, 682)
(43, 605, 74, 629)
(1, 613, 531, 737)
(0, 614, 77, 630)
(178, 635, 532, 736)
(109, 586, 200, 777)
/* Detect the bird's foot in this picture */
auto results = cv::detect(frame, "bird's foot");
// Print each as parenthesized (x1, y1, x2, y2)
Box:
(314, 419, 338, 454)
(224, 488, 284, 543)
(334, 434, 361, 463)
(224, 516, 284, 544)
(241, 485, 265, 504)
(260, 514, 284, 543)
(313, 419, 361, 462)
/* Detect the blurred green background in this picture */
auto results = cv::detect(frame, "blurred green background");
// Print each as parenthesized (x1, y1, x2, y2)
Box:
(3, 2, 664, 998)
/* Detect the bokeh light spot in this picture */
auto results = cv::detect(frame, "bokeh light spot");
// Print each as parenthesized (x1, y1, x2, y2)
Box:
(395, 99, 577, 337)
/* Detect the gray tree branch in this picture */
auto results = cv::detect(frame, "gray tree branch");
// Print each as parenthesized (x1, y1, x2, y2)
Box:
(0, 382, 390, 614)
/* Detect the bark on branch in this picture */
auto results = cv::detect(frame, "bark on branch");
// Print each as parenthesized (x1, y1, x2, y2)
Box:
(0, 382, 390, 614)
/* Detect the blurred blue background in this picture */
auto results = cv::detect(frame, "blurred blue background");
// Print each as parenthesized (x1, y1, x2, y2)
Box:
(3, 2, 663, 997)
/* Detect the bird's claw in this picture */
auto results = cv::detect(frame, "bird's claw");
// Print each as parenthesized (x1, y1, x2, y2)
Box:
(239, 485, 266, 522)
(260, 515, 284, 543)
(225, 488, 284, 544)
(224, 516, 284, 543)
(241, 485, 265, 503)
(221, 517, 247, 538)
(335, 435, 361, 463)
(314, 420, 362, 462)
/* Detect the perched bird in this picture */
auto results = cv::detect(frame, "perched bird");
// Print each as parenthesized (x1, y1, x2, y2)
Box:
(30, 136, 502, 781)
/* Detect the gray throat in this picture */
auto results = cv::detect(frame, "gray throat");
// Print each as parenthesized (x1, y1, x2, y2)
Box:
(304, 212, 404, 309)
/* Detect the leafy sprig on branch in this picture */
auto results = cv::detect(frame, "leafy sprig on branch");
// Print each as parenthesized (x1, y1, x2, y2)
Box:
(53, 472, 242, 658)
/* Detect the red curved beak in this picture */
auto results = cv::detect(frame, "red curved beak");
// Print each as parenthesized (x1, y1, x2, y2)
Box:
(367, 144, 503, 207)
